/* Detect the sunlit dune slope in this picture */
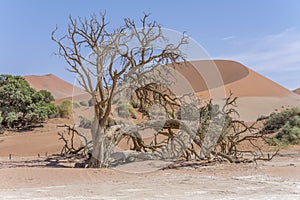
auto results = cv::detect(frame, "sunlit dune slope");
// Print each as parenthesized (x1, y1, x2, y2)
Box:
(24, 74, 85, 101)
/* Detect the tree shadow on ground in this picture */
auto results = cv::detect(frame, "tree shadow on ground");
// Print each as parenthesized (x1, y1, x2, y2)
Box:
(0, 154, 87, 169)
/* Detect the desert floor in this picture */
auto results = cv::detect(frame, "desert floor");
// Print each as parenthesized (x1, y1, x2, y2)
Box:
(0, 145, 299, 200)
(0, 118, 300, 199)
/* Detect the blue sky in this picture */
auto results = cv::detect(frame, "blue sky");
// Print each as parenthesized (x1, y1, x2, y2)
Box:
(0, 0, 299, 89)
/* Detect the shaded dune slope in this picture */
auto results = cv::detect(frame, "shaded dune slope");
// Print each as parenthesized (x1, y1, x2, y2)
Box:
(174, 60, 293, 97)
(293, 88, 300, 95)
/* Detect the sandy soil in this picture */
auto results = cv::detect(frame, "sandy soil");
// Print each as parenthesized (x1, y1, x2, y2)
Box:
(0, 118, 75, 157)
(1, 119, 299, 199)
(233, 95, 300, 121)
(0, 147, 299, 200)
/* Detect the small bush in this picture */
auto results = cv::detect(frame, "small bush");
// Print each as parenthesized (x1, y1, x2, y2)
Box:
(47, 103, 59, 118)
(274, 118, 300, 145)
(58, 100, 72, 118)
(261, 107, 300, 134)
(0, 113, 3, 133)
(264, 107, 300, 145)
(116, 102, 137, 119)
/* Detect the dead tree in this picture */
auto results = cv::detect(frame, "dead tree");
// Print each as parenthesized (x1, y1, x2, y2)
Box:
(112, 93, 278, 163)
(57, 124, 91, 156)
(53, 13, 277, 168)
(52, 13, 188, 168)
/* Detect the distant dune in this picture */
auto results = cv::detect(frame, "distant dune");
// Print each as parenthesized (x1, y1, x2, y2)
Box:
(174, 60, 299, 121)
(24, 74, 85, 102)
(24, 60, 300, 121)
(293, 88, 300, 95)
(174, 60, 292, 97)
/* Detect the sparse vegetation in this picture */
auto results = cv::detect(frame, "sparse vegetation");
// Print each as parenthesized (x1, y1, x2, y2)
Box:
(262, 107, 300, 145)
(116, 102, 137, 119)
(58, 100, 72, 118)
(261, 107, 300, 134)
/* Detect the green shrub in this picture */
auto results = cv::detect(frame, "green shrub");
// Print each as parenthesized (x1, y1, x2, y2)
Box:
(58, 100, 72, 118)
(275, 122, 300, 145)
(27, 103, 58, 122)
(33, 90, 55, 104)
(116, 102, 137, 119)
(289, 115, 300, 127)
(264, 107, 300, 145)
(6, 112, 18, 128)
(0, 74, 57, 129)
(261, 107, 300, 134)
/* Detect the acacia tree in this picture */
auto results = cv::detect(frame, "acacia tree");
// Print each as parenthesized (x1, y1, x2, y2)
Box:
(0, 75, 57, 130)
(52, 13, 188, 168)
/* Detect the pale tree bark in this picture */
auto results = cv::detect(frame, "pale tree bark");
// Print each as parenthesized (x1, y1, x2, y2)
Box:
(52, 13, 187, 168)
(53, 13, 276, 168)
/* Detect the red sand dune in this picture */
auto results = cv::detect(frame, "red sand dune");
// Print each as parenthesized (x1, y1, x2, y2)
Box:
(174, 60, 293, 97)
(24, 74, 85, 101)
(293, 88, 300, 95)
(173, 60, 299, 121)
(23, 60, 296, 101)
(23, 60, 299, 121)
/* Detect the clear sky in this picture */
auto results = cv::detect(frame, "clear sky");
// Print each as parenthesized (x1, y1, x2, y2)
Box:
(0, 0, 300, 89)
